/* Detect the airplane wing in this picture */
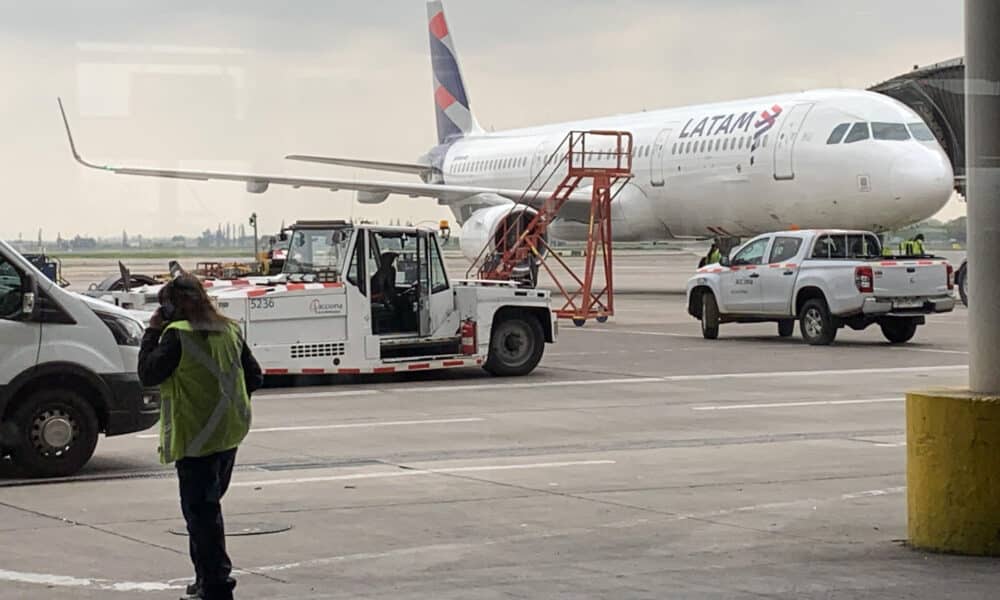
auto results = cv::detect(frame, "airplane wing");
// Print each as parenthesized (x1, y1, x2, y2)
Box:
(58, 99, 593, 208)
(285, 155, 433, 177)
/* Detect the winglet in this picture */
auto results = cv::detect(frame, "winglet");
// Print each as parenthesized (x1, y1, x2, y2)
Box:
(57, 98, 107, 170)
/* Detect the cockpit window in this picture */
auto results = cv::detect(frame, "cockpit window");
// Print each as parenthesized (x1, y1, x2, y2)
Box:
(826, 123, 850, 145)
(843, 122, 870, 144)
(872, 122, 911, 141)
(909, 122, 937, 142)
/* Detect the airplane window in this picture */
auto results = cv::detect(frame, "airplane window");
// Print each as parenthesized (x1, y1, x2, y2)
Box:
(700, 140, 707, 153)
(671, 143, 677, 155)
(826, 123, 851, 144)
(909, 123, 936, 142)
(738, 137, 744, 150)
(844, 122, 870, 144)
(872, 122, 911, 141)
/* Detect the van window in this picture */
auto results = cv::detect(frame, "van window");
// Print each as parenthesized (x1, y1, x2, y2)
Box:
(844, 122, 870, 144)
(872, 122, 911, 141)
(0, 258, 25, 319)
(769, 237, 802, 264)
(826, 123, 850, 144)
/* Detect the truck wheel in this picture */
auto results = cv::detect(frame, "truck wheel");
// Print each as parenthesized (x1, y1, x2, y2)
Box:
(9, 388, 99, 478)
(880, 318, 919, 345)
(800, 299, 837, 346)
(958, 263, 969, 307)
(701, 292, 720, 340)
(484, 313, 545, 377)
(778, 320, 795, 338)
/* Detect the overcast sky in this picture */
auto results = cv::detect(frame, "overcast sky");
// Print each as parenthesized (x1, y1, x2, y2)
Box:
(0, 0, 965, 240)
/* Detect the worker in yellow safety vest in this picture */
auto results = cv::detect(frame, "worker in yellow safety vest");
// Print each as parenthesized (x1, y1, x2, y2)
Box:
(899, 233, 927, 257)
(138, 274, 262, 600)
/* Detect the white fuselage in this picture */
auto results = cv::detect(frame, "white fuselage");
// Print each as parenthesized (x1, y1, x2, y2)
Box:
(439, 89, 953, 244)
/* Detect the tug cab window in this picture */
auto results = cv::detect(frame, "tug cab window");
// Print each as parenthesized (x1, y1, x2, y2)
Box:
(369, 231, 421, 335)
(0, 258, 25, 320)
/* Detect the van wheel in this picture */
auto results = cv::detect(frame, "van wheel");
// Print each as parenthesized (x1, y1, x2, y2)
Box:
(9, 389, 99, 478)
(701, 292, 720, 340)
(880, 318, 919, 344)
(778, 320, 796, 338)
(484, 313, 545, 377)
(800, 299, 837, 346)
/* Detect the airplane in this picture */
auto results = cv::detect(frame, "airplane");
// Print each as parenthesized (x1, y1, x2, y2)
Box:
(59, 0, 954, 266)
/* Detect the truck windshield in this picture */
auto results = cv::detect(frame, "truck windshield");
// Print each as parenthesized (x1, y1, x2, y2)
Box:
(811, 234, 883, 259)
(284, 228, 352, 278)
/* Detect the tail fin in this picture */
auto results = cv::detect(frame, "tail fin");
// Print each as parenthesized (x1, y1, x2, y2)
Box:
(427, 0, 481, 144)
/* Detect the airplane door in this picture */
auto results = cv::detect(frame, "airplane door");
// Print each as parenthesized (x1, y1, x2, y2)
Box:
(529, 142, 549, 182)
(773, 103, 814, 180)
(650, 129, 672, 187)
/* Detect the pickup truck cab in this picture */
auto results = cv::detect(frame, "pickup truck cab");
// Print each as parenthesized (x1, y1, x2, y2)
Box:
(0, 240, 159, 477)
(687, 230, 955, 345)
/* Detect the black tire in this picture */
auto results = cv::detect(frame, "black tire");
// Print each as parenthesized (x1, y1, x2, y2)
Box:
(701, 292, 720, 340)
(778, 320, 796, 338)
(9, 388, 99, 478)
(957, 263, 969, 307)
(484, 313, 545, 377)
(880, 318, 919, 345)
(799, 298, 837, 346)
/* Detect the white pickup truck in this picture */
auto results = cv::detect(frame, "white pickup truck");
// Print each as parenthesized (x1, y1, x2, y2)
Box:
(687, 230, 955, 345)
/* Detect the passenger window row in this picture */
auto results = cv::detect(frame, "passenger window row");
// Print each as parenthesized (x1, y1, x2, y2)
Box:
(669, 134, 767, 156)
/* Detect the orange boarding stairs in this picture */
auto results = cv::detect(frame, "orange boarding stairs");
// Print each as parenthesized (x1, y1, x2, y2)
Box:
(466, 130, 634, 326)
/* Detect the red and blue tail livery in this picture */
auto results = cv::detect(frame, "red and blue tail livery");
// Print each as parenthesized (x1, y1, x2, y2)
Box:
(428, 0, 480, 144)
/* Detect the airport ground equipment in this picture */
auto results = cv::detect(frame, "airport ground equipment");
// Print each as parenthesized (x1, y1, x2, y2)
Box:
(466, 131, 633, 327)
(89, 221, 557, 378)
(22, 253, 69, 288)
(686, 229, 955, 345)
(0, 241, 159, 477)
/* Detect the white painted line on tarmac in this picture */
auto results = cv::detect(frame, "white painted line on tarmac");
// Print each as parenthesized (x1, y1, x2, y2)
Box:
(567, 328, 701, 338)
(892, 347, 969, 355)
(136, 417, 484, 439)
(260, 390, 381, 401)
(0, 569, 179, 593)
(693, 398, 903, 411)
(408, 378, 663, 393)
(232, 459, 617, 488)
(663, 364, 966, 382)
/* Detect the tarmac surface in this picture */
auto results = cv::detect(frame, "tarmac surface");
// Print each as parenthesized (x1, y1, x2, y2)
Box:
(2, 253, 993, 599)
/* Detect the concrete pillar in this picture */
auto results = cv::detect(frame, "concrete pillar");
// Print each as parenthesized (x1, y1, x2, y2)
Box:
(905, 0, 1000, 556)
(966, 0, 1000, 394)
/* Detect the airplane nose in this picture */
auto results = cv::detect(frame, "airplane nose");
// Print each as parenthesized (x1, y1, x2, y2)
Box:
(889, 147, 954, 220)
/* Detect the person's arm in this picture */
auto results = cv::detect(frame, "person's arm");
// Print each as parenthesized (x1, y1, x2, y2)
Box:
(241, 342, 264, 395)
(138, 328, 181, 387)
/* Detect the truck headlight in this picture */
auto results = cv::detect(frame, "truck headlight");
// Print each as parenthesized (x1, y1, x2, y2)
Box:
(96, 311, 145, 347)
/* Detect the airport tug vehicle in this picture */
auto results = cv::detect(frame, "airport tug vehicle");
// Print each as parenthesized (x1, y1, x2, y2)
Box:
(687, 229, 955, 345)
(95, 221, 557, 378)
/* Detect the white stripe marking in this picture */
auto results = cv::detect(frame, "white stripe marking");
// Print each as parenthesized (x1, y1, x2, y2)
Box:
(260, 390, 380, 401)
(136, 417, 484, 439)
(568, 328, 700, 338)
(408, 378, 663, 393)
(232, 460, 616, 488)
(693, 398, 903, 411)
(663, 365, 966, 382)
(892, 347, 969, 355)
(0, 569, 179, 592)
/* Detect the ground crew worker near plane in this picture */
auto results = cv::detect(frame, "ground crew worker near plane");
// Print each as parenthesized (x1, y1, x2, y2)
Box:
(900, 233, 927, 257)
(138, 274, 263, 600)
(700, 243, 723, 268)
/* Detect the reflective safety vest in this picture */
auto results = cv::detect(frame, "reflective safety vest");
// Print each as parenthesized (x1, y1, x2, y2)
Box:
(708, 249, 722, 264)
(899, 240, 926, 257)
(158, 320, 252, 464)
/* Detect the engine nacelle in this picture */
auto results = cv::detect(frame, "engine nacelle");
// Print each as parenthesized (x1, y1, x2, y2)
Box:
(459, 203, 545, 264)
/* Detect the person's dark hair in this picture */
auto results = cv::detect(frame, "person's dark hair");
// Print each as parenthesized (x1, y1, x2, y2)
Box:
(915, 233, 925, 242)
(161, 273, 231, 330)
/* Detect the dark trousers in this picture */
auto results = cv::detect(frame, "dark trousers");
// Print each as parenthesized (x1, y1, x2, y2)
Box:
(176, 448, 238, 600)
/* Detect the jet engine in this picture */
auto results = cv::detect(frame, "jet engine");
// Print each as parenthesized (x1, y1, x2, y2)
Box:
(459, 202, 546, 265)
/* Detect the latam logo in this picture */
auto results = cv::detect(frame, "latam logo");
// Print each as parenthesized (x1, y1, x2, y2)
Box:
(679, 105, 784, 142)
(310, 299, 345, 316)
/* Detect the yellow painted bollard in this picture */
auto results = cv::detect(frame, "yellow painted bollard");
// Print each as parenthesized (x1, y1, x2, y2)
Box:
(907, 390, 1000, 556)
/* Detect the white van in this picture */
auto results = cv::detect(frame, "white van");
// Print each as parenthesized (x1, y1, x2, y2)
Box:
(0, 240, 159, 477)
